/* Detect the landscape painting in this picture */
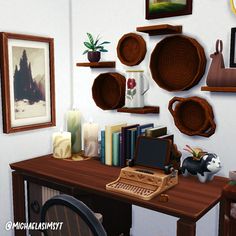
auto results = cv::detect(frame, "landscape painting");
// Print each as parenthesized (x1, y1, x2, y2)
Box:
(146, 0, 192, 19)
(0, 33, 55, 133)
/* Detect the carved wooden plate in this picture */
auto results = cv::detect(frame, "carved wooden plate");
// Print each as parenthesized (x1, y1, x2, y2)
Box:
(117, 33, 146, 66)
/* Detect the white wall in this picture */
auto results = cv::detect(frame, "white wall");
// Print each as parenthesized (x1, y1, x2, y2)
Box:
(72, 0, 236, 236)
(0, 0, 71, 235)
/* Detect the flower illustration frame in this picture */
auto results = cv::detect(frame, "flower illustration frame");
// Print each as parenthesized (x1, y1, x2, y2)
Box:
(146, 0, 192, 20)
(0, 32, 56, 133)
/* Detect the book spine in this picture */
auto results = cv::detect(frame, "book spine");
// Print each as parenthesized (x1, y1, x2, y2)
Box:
(145, 127, 167, 138)
(130, 129, 137, 160)
(105, 127, 112, 165)
(100, 130, 105, 164)
(119, 133, 123, 167)
(137, 123, 154, 136)
(112, 132, 120, 166)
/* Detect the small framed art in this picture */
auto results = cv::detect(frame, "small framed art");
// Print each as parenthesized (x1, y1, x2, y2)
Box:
(0, 32, 56, 133)
(146, 0, 192, 20)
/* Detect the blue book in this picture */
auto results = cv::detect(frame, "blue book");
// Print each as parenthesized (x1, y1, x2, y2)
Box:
(112, 132, 120, 166)
(137, 123, 154, 136)
(100, 130, 105, 164)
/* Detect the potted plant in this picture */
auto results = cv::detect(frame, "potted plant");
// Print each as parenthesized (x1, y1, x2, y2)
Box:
(83, 33, 110, 62)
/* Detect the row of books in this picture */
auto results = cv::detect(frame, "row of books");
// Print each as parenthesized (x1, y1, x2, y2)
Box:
(100, 123, 168, 167)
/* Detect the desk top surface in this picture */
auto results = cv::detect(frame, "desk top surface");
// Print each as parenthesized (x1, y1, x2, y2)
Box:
(10, 154, 228, 221)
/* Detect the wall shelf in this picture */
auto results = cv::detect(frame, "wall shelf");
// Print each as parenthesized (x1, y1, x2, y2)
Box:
(76, 61, 116, 68)
(136, 24, 182, 36)
(117, 106, 160, 114)
(201, 86, 236, 92)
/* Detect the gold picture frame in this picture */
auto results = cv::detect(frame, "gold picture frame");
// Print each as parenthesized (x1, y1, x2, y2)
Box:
(230, 0, 236, 15)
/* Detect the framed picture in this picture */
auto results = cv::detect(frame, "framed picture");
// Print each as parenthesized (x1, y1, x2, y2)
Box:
(230, 28, 236, 67)
(230, 0, 236, 15)
(0, 32, 56, 133)
(146, 0, 192, 20)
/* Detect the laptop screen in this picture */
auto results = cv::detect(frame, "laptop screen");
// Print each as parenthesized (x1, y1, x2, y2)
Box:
(134, 136, 171, 169)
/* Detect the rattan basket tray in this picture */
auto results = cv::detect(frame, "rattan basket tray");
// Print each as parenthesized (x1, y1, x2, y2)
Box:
(168, 96, 216, 137)
(92, 72, 126, 110)
(150, 35, 206, 91)
(117, 33, 146, 66)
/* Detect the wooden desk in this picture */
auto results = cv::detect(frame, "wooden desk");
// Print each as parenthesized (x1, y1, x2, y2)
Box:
(10, 154, 228, 236)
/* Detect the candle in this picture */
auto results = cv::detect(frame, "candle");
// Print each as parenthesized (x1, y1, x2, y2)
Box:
(52, 131, 71, 159)
(83, 122, 99, 157)
(67, 109, 82, 154)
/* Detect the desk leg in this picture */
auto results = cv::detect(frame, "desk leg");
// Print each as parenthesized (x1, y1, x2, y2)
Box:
(177, 219, 196, 236)
(12, 171, 26, 236)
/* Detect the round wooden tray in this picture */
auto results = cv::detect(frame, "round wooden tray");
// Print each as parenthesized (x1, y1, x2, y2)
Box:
(92, 72, 126, 110)
(150, 35, 206, 91)
(168, 96, 216, 137)
(117, 33, 146, 66)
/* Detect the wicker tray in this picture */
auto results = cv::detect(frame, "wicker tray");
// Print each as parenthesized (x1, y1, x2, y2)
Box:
(168, 96, 216, 137)
(150, 35, 206, 91)
(92, 73, 126, 110)
(117, 33, 146, 66)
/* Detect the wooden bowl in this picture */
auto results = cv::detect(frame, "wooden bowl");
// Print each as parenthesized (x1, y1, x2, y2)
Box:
(150, 35, 206, 91)
(117, 33, 146, 66)
(168, 96, 216, 137)
(92, 73, 126, 110)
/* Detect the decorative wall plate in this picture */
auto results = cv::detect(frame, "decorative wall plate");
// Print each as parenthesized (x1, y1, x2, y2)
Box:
(92, 72, 126, 110)
(117, 33, 146, 66)
(150, 35, 206, 91)
(168, 96, 216, 137)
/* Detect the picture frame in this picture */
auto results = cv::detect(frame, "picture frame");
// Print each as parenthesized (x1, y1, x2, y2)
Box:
(0, 32, 56, 133)
(230, 28, 236, 67)
(230, 0, 236, 15)
(145, 0, 192, 20)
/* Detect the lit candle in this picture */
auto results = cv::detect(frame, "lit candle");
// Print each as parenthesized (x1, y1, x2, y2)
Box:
(52, 130, 71, 159)
(67, 109, 82, 154)
(83, 121, 99, 157)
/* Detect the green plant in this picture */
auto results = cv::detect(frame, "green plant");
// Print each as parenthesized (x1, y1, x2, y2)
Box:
(83, 33, 110, 55)
(183, 145, 205, 160)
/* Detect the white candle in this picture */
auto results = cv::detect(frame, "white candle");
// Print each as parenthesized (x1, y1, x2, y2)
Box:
(52, 131, 71, 159)
(67, 109, 82, 154)
(83, 122, 99, 157)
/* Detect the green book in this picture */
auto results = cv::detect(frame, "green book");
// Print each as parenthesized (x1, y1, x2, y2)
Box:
(112, 132, 120, 166)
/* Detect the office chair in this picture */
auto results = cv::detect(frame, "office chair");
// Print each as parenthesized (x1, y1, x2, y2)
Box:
(41, 194, 107, 236)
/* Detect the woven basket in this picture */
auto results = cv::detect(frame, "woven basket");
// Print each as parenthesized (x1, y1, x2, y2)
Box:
(150, 35, 206, 91)
(117, 33, 146, 66)
(92, 73, 126, 110)
(168, 96, 216, 137)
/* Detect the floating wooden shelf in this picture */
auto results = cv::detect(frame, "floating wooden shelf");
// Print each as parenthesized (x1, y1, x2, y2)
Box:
(76, 61, 116, 68)
(117, 106, 160, 114)
(201, 86, 236, 92)
(136, 24, 182, 36)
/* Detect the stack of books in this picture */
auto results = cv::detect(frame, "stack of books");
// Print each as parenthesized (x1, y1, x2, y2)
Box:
(100, 123, 171, 167)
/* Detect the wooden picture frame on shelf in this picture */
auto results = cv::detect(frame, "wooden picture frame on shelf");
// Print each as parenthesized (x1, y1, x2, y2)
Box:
(146, 0, 192, 20)
(230, 27, 236, 67)
(0, 32, 56, 133)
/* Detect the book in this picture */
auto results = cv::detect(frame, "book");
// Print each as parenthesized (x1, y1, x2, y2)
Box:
(137, 123, 154, 136)
(145, 126, 167, 138)
(121, 124, 139, 167)
(112, 132, 120, 166)
(100, 130, 105, 164)
(105, 123, 126, 165)
(128, 128, 137, 160)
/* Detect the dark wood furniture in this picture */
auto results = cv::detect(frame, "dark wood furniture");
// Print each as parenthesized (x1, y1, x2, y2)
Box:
(201, 86, 236, 92)
(117, 106, 160, 114)
(222, 183, 236, 235)
(76, 61, 116, 68)
(136, 24, 182, 36)
(10, 154, 228, 236)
